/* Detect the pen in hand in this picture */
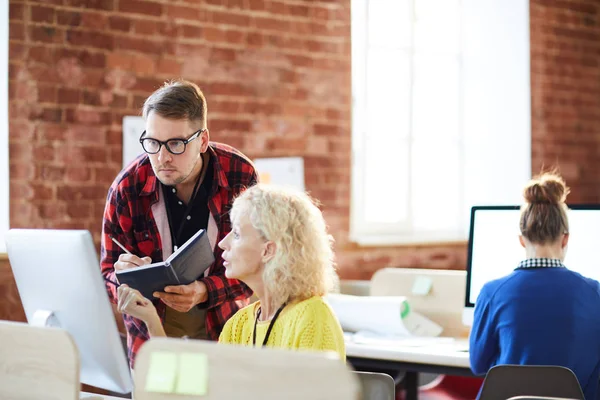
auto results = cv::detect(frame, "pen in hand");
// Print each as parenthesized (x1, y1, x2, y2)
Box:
(109, 235, 133, 255)
(104, 276, 121, 288)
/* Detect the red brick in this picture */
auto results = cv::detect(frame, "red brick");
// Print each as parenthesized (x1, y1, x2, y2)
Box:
(10, 182, 34, 201)
(57, 88, 80, 104)
(66, 30, 114, 50)
(119, 0, 163, 17)
(39, 203, 67, 219)
(37, 165, 65, 181)
(9, 42, 26, 61)
(56, 10, 82, 27)
(81, 12, 109, 30)
(57, 185, 107, 201)
(33, 145, 56, 161)
(166, 5, 203, 21)
(109, 16, 131, 32)
(31, 5, 55, 24)
(10, 163, 34, 180)
(10, 22, 25, 41)
(9, 3, 25, 21)
(208, 10, 251, 27)
(66, 203, 93, 219)
(66, 166, 92, 182)
(116, 37, 163, 55)
(64, 0, 114, 11)
(156, 58, 182, 76)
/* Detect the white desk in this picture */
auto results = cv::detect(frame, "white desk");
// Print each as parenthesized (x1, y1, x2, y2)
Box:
(346, 338, 473, 400)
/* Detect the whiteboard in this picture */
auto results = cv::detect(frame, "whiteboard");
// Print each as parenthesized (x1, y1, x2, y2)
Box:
(122, 116, 145, 168)
(253, 157, 305, 192)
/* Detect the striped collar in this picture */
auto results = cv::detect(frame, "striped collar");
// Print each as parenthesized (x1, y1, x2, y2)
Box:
(515, 258, 566, 270)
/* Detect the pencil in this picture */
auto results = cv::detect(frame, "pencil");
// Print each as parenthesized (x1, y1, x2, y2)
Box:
(104, 276, 121, 288)
(109, 235, 133, 255)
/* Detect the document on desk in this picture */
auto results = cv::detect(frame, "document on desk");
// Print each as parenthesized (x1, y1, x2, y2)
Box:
(325, 293, 443, 337)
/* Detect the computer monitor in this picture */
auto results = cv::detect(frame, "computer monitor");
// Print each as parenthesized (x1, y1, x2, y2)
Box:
(5, 229, 132, 394)
(464, 205, 600, 326)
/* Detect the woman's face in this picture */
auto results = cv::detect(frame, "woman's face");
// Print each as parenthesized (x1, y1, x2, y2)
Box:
(218, 214, 267, 282)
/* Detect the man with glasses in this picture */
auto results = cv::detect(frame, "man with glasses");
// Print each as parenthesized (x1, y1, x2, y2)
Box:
(100, 80, 258, 368)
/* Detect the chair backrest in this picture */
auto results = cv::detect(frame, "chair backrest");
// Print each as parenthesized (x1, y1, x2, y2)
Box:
(370, 268, 467, 337)
(355, 371, 395, 400)
(134, 337, 361, 400)
(508, 397, 580, 400)
(0, 320, 80, 400)
(479, 365, 584, 400)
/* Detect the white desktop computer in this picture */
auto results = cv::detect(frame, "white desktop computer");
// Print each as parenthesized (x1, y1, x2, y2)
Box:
(464, 205, 600, 326)
(5, 229, 133, 394)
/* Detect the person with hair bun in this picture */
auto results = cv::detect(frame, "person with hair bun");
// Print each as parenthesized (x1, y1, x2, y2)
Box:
(469, 172, 600, 399)
(117, 184, 346, 360)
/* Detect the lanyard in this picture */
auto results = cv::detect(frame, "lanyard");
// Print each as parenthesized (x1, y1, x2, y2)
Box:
(252, 303, 287, 347)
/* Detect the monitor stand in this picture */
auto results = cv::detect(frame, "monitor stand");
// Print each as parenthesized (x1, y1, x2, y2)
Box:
(30, 309, 61, 328)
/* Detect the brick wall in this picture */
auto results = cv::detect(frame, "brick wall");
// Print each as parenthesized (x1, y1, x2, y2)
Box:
(530, 0, 600, 202)
(5, 0, 600, 309)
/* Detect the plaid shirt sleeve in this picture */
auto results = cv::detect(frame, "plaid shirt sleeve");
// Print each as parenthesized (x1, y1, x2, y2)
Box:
(100, 180, 129, 304)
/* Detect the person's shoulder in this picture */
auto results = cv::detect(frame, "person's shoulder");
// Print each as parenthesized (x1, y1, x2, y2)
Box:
(227, 301, 257, 326)
(210, 142, 255, 168)
(291, 296, 337, 321)
(479, 271, 520, 302)
(109, 154, 152, 195)
(563, 269, 600, 299)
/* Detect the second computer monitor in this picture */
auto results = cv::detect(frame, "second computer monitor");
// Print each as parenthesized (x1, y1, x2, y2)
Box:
(464, 205, 600, 325)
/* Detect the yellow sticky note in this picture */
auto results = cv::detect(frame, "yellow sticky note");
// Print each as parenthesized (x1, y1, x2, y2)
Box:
(175, 352, 209, 395)
(145, 351, 178, 393)
(412, 276, 433, 296)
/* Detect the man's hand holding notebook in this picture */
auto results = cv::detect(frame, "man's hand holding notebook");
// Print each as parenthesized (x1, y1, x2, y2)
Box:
(115, 229, 215, 299)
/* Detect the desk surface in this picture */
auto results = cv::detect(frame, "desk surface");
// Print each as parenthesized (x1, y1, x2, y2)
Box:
(345, 338, 471, 369)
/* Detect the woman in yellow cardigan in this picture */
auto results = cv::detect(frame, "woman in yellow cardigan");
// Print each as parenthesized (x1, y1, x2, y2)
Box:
(117, 184, 345, 360)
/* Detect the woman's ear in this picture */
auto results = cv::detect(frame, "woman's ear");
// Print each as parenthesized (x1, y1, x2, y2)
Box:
(519, 235, 526, 248)
(562, 233, 569, 249)
(262, 241, 276, 264)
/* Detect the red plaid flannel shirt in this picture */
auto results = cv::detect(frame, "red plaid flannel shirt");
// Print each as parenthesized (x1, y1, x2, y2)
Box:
(100, 142, 257, 367)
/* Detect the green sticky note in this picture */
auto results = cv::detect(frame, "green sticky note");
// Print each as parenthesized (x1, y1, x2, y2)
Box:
(412, 276, 433, 296)
(145, 351, 178, 393)
(175, 352, 209, 395)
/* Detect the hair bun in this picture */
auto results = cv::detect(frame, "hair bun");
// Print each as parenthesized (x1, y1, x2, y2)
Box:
(523, 173, 569, 205)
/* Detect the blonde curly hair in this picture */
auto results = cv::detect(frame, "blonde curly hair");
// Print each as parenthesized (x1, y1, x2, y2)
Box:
(230, 184, 339, 309)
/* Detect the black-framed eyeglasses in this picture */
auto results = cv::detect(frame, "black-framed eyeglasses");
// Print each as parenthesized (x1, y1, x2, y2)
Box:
(139, 128, 206, 155)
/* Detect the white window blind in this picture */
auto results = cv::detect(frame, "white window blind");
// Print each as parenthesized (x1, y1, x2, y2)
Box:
(351, 0, 531, 245)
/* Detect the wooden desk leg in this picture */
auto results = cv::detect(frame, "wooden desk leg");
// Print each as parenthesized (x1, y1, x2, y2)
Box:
(405, 371, 419, 400)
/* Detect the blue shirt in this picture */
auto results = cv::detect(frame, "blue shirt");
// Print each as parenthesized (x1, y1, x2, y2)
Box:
(470, 259, 600, 400)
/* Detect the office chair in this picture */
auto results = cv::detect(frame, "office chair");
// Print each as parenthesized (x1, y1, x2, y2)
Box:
(479, 365, 584, 400)
(354, 371, 395, 400)
(507, 396, 580, 400)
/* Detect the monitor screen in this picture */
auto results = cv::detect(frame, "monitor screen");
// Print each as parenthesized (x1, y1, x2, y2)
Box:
(465, 205, 600, 308)
(6, 229, 133, 394)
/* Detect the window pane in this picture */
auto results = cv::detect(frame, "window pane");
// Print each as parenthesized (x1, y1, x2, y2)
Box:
(366, 49, 411, 140)
(412, 54, 460, 140)
(411, 140, 461, 231)
(414, 0, 460, 53)
(364, 141, 410, 224)
(368, 0, 411, 48)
